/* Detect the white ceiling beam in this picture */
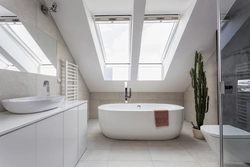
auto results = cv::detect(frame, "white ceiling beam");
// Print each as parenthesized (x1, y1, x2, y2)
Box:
(130, 0, 146, 81)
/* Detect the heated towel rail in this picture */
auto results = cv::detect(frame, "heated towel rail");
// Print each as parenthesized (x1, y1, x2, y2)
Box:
(65, 60, 78, 102)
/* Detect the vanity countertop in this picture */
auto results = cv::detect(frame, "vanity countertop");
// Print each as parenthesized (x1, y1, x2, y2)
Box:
(0, 100, 87, 136)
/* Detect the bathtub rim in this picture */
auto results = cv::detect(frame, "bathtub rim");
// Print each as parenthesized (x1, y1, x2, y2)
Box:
(98, 103, 184, 112)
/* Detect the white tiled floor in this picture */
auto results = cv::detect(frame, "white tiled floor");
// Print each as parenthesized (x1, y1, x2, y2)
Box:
(76, 119, 220, 167)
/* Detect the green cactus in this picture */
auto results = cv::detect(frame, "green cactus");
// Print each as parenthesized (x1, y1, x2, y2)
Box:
(190, 51, 210, 130)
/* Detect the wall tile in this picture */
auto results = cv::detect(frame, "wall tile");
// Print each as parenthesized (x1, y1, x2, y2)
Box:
(137, 92, 157, 100)
(78, 91, 90, 100)
(91, 93, 100, 100)
(91, 100, 100, 110)
(78, 75, 89, 92)
(91, 109, 99, 119)
(99, 92, 118, 100)
(0, 70, 37, 112)
(130, 92, 138, 100)
(184, 90, 194, 102)
(117, 92, 125, 100)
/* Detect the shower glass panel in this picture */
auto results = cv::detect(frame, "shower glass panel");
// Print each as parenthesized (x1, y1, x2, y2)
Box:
(220, 0, 250, 166)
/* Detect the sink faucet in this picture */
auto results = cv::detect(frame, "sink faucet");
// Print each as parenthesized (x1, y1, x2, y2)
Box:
(43, 80, 50, 96)
(125, 82, 132, 103)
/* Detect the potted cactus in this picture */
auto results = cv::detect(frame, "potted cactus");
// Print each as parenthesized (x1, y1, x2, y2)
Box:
(189, 51, 210, 139)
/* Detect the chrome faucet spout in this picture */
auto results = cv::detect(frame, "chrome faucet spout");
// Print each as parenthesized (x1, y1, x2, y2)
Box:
(125, 88, 132, 103)
(43, 80, 50, 96)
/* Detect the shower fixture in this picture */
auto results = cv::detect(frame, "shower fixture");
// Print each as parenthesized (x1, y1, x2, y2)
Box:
(41, 2, 57, 15)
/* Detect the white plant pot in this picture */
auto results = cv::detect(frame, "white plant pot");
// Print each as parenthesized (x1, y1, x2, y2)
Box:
(192, 127, 205, 140)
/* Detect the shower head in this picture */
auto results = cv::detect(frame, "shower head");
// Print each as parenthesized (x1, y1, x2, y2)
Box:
(41, 2, 57, 15)
(50, 2, 57, 13)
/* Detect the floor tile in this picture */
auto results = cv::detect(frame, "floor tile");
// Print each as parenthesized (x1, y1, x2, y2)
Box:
(109, 150, 151, 161)
(224, 162, 249, 167)
(76, 160, 107, 167)
(150, 150, 195, 161)
(82, 149, 110, 161)
(107, 161, 154, 167)
(112, 140, 148, 150)
(180, 141, 211, 150)
(175, 134, 197, 142)
(199, 162, 220, 167)
(146, 140, 184, 150)
(153, 161, 201, 167)
(88, 140, 113, 150)
(87, 131, 112, 141)
(188, 150, 219, 162)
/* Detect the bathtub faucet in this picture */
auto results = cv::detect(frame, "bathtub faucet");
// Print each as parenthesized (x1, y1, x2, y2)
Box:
(125, 87, 132, 103)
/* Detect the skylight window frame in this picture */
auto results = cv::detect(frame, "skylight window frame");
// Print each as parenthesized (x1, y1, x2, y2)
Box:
(94, 15, 132, 65)
(138, 64, 164, 81)
(139, 14, 180, 65)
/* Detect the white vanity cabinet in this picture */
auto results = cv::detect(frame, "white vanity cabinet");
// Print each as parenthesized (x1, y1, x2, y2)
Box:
(0, 101, 87, 167)
(36, 113, 64, 167)
(64, 107, 78, 167)
(78, 103, 87, 159)
(0, 124, 36, 167)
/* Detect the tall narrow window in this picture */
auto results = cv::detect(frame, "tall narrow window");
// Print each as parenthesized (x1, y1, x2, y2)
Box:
(95, 16, 131, 64)
(138, 15, 179, 80)
(139, 16, 178, 64)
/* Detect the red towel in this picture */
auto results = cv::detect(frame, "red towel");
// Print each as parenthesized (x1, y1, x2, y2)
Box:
(154, 110, 169, 127)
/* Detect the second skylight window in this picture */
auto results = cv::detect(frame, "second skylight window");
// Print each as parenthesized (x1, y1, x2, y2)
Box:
(139, 16, 178, 64)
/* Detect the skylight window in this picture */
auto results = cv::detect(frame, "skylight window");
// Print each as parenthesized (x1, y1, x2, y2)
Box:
(95, 17, 130, 64)
(137, 16, 179, 81)
(105, 64, 129, 80)
(139, 17, 178, 64)
(94, 15, 179, 81)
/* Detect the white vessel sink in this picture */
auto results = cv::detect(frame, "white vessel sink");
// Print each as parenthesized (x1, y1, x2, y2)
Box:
(2, 95, 65, 114)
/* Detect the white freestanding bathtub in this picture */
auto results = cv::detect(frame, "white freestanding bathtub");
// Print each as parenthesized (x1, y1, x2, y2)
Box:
(201, 125, 250, 163)
(98, 103, 184, 140)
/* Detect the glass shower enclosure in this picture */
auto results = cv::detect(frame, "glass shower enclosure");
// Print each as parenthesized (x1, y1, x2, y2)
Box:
(219, 0, 250, 166)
